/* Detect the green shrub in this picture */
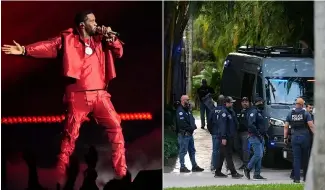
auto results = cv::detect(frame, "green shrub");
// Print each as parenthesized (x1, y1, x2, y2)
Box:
(164, 104, 176, 128)
(164, 104, 179, 163)
(164, 129, 178, 162)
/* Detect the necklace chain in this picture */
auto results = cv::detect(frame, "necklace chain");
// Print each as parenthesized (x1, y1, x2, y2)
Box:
(85, 37, 91, 47)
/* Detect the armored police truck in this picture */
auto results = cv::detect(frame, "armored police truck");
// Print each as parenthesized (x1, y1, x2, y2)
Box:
(220, 46, 314, 167)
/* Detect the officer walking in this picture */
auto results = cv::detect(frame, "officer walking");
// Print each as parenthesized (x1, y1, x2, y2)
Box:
(197, 79, 215, 129)
(214, 96, 243, 178)
(208, 95, 224, 172)
(284, 98, 315, 183)
(244, 97, 267, 180)
(176, 95, 204, 173)
(224, 101, 239, 175)
(237, 97, 251, 170)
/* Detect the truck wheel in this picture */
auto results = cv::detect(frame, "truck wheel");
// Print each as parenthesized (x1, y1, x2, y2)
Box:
(262, 147, 276, 168)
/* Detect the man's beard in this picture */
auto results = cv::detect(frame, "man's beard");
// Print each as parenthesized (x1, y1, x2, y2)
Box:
(86, 28, 96, 36)
(88, 31, 96, 36)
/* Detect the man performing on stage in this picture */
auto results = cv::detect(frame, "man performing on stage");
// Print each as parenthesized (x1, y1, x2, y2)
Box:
(2, 10, 127, 181)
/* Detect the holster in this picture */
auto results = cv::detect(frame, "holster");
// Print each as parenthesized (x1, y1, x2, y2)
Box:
(179, 130, 192, 136)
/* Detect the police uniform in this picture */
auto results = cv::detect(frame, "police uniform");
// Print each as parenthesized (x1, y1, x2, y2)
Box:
(244, 97, 267, 180)
(197, 81, 215, 129)
(208, 105, 222, 171)
(286, 107, 312, 181)
(224, 106, 239, 172)
(214, 99, 242, 178)
(309, 112, 314, 145)
(237, 107, 250, 167)
(176, 105, 204, 172)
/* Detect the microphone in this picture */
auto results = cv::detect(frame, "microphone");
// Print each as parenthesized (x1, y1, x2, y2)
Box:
(96, 26, 120, 37)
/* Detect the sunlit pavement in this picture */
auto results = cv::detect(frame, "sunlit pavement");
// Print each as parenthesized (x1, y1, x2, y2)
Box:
(163, 119, 294, 188)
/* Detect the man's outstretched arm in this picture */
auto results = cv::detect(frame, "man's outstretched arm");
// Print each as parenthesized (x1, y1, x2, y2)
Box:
(2, 36, 62, 59)
(25, 36, 62, 58)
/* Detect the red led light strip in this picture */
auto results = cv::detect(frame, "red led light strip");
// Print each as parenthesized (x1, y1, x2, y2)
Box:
(1, 112, 152, 124)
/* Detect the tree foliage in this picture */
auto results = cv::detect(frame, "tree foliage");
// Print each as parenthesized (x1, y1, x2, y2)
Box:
(194, 1, 300, 64)
(191, 1, 313, 101)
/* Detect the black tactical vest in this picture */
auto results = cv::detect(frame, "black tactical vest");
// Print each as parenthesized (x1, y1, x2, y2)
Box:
(238, 108, 249, 132)
(290, 110, 307, 132)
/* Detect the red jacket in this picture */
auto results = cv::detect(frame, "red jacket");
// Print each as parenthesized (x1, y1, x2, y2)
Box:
(25, 28, 123, 83)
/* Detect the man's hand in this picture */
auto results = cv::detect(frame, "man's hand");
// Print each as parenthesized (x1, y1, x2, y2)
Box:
(257, 135, 263, 143)
(1, 40, 24, 55)
(222, 139, 227, 146)
(102, 25, 116, 42)
(284, 138, 288, 145)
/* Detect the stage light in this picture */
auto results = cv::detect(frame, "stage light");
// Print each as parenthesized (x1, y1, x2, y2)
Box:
(1, 112, 153, 124)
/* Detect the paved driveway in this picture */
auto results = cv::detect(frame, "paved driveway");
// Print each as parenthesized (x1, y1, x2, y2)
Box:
(164, 119, 294, 188)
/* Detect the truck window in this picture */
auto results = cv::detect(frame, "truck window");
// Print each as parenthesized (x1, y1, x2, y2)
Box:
(256, 76, 264, 98)
(241, 72, 255, 100)
(265, 77, 314, 105)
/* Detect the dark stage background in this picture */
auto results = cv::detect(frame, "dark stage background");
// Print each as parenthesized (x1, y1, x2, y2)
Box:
(1, 1, 162, 116)
(1, 2, 163, 189)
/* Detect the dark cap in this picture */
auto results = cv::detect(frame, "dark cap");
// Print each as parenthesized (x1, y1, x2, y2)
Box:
(241, 97, 249, 102)
(225, 96, 236, 103)
(254, 97, 264, 103)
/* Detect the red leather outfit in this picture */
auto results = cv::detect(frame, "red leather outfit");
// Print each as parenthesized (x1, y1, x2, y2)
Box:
(25, 28, 127, 177)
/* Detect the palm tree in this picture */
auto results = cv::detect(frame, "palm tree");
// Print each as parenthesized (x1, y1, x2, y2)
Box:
(196, 1, 294, 65)
(191, 1, 314, 101)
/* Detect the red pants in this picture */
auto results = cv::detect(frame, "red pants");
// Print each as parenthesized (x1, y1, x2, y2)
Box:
(58, 90, 127, 177)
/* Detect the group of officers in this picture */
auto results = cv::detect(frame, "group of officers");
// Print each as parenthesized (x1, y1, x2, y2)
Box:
(175, 80, 315, 183)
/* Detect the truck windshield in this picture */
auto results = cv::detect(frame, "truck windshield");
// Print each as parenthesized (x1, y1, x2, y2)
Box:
(265, 77, 314, 105)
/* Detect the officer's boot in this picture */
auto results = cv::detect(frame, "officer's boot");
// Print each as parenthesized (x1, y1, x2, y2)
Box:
(192, 165, 204, 172)
(180, 167, 191, 173)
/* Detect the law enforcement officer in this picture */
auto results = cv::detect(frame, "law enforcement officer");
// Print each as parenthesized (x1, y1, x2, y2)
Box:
(237, 97, 251, 170)
(197, 79, 215, 129)
(305, 103, 314, 178)
(306, 103, 314, 150)
(289, 104, 310, 180)
(208, 94, 224, 172)
(214, 96, 243, 178)
(306, 103, 314, 122)
(225, 101, 239, 175)
(284, 98, 315, 183)
(244, 97, 267, 180)
(176, 95, 204, 173)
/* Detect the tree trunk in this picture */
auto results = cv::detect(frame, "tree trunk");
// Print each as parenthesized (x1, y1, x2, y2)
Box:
(186, 14, 193, 98)
(164, 2, 175, 40)
(166, 7, 176, 105)
(305, 2, 325, 190)
(184, 26, 189, 94)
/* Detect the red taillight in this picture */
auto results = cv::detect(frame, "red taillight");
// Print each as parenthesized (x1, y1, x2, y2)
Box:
(1, 112, 153, 124)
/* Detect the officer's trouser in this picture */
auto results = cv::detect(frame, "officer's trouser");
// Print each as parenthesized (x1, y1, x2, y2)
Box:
(239, 131, 250, 164)
(178, 133, 198, 168)
(216, 137, 236, 174)
(247, 136, 264, 176)
(58, 90, 127, 177)
(199, 102, 208, 127)
(211, 135, 219, 170)
(292, 134, 310, 181)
